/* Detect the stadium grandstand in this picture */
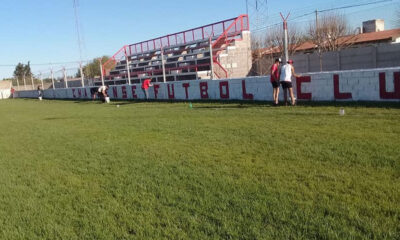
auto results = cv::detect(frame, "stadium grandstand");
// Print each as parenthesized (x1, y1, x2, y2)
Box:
(100, 14, 252, 86)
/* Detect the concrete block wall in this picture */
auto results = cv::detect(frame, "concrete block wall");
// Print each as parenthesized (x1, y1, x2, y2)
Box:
(292, 44, 400, 73)
(15, 68, 400, 102)
(219, 31, 252, 79)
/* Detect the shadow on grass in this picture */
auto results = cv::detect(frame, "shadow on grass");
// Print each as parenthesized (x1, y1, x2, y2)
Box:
(18, 98, 400, 109)
(43, 117, 71, 121)
(102, 100, 400, 109)
(295, 101, 400, 109)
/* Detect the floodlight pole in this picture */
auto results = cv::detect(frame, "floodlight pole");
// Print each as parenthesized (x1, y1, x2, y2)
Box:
(161, 46, 166, 83)
(280, 12, 291, 63)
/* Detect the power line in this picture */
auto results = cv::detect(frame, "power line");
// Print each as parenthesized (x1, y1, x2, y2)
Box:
(251, 0, 398, 33)
(0, 60, 91, 68)
(255, 0, 378, 25)
(289, 0, 395, 21)
(320, 0, 394, 13)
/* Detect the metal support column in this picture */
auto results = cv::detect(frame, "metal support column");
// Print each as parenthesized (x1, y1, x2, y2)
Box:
(161, 46, 166, 83)
(209, 37, 214, 80)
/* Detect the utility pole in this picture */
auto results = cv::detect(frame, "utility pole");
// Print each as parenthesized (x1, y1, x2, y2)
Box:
(315, 9, 323, 72)
(280, 12, 290, 63)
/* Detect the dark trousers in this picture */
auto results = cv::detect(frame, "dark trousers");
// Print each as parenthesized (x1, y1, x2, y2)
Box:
(142, 89, 149, 99)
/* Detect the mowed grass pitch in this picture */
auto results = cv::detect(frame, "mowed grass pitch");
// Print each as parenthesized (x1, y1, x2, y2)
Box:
(0, 99, 399, 240)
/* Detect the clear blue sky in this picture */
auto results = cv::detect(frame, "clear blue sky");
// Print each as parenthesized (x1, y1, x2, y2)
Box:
(0, 0, 398, 79)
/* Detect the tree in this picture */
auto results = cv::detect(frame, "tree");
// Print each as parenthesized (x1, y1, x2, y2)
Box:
(264, 24, 305, 58)
(308, 12, 357, 71)
(13, 62, 32, 86)
(250, 24, 305, 76)
(77, 56, 110, 79)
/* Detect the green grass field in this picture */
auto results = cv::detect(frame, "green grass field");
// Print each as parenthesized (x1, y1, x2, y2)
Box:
(0, 99, 399, 239)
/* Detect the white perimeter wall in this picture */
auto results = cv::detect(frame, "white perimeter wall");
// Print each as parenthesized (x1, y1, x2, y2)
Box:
(16, 68, 400, 102)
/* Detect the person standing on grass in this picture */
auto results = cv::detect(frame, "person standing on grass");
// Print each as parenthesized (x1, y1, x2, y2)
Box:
(37, 86, 43, 100)
(10, 87, 15, 98)
(280, 59, 301, 106)
(270, 58, 281, 105)
(141, 78, 153, 100)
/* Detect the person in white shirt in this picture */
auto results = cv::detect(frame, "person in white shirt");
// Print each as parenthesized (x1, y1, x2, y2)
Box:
(280, 60, 301, 106)
(97, 85, 109, 102)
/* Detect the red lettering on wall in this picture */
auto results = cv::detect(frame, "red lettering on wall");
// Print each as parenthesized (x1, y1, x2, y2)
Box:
(167, 84, 175, 99)
(78, 89, 82, 98)
(296, 76, 312, 100)
(334, 74, 352, 100)
(379, 72, 400, 99)
(121, 86, 127, 99)
(84, 88, 88, 97)
(200, 82, 209, 99)
(242, 80, 254, 100)
(182, 83, 190, 99)
(72, 89, 77, 98)
(154, 84, 160, 99)
(113, 87, 118, 98)
(131, 86, 137, 99)
(219, 81, 230, 99)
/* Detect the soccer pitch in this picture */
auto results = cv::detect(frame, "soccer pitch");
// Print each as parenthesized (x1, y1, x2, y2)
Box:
(0, 99, 399, 239)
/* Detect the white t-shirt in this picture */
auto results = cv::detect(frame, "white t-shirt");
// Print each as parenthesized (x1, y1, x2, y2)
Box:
(98, 86, 107, 92)
(280, 64, 293, 82)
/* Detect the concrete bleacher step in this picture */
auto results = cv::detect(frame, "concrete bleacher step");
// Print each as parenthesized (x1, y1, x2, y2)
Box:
(197, 70, 211, 80)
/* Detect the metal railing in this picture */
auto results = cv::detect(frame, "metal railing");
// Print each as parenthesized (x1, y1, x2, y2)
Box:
(103, 15, 249, 80)
(128, 15, 248, 55)
(211, 14, 250, 79)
